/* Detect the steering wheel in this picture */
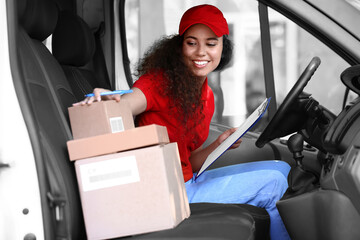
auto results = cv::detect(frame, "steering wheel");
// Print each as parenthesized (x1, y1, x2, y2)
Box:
(256, 57, 321, 148)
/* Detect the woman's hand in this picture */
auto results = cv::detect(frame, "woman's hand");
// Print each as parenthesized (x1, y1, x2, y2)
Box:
(72, 88, 121, 106)
(189, 127, 242, 172)
(217, 128, 242, 150)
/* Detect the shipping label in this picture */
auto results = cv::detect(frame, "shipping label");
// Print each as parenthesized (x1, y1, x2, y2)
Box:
(79, 156, 140, 192)
(109, 116, 124, 133)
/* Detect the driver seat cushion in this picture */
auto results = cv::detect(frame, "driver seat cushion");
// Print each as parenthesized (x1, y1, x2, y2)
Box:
(239, 204, 270, 240)
(120, 203, 260, 240)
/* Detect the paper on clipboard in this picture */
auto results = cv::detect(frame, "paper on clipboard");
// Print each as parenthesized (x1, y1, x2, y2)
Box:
(195, 98, 271, 179)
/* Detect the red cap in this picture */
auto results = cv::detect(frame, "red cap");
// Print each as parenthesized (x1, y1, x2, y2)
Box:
(179, 4, 229, 37)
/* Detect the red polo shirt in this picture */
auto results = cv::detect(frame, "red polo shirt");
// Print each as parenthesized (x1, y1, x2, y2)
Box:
(133, 73, 214, 182)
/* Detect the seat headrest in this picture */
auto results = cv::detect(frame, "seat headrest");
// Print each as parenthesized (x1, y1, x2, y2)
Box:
(341, 65, 360, 95)
(18, 0, 58, 41)
(52, 11, 96, 67)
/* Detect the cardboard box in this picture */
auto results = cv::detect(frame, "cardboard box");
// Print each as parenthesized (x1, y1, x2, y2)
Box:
(75, 143, 190, 240)
(69, 100, 135, 139)
(67, 124, 169, 161)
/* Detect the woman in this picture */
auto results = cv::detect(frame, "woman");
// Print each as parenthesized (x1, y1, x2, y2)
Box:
(77, 4, 291, 240)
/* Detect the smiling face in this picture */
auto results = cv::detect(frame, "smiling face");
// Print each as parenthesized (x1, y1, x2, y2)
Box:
(182, 24, 223, 82)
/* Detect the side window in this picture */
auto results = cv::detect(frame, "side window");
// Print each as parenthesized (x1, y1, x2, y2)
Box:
(268, 8, 351, 115)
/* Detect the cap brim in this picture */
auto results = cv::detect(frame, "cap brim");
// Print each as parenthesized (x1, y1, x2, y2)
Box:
(180, 22, 227, 37)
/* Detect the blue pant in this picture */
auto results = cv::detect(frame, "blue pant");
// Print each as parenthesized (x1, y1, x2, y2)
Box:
(185, 160, 291, 240)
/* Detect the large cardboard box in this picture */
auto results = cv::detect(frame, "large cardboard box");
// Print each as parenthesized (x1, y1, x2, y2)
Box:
(75, 142, 190, 240)
(69, 100, 135, 139)
(67, 124, 169, 161)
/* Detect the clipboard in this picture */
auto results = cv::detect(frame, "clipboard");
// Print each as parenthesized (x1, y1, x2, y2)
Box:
(195, 98, 271, 179)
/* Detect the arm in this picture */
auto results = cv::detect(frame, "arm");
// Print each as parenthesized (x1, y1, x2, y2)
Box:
(189, 141, 220, 173)
(73, 87, 147, 116)
(121, 87, 147, 115)
(189, 128, 242, 172)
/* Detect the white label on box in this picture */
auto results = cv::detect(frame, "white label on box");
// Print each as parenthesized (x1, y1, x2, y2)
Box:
(109, 117, 124, 133)
(79, 156, 140, 192)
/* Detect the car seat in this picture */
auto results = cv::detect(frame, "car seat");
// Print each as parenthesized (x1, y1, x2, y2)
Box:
(16, 0, 85, 239)
(14, 0, 269, 239)
(52, 10, 112, 101)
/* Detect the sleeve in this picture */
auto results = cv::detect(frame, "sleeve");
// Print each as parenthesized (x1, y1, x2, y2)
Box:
(132, 73, 158, 111)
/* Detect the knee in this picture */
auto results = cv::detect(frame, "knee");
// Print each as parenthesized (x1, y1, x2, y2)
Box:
(271, 160, 291, 178)
(252, 170, 289, 209)
(268, 170, 288, 198)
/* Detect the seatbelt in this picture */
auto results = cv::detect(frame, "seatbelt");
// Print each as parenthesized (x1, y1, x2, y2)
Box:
(41, 132, 69, 240)
(259, 2, 277, 121)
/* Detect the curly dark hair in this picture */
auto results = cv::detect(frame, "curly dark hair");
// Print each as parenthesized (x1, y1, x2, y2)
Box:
(134, 34, 233, 125)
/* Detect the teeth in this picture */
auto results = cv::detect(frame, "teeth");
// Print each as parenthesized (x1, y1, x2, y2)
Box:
(194, 61, 207, 65)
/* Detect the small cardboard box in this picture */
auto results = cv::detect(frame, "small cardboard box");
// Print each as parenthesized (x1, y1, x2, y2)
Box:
(75, 142, 190, 240)
(67, 124, 169, 161)
(69, 100, 135, 139)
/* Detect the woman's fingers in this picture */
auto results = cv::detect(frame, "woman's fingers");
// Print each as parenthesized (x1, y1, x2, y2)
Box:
(72, 88, 117, 106)
(217, 127, 235, 144)
(113, 94, 121, 102)
(218, 128, 242, 150)
(72, 97, 93, 106)
(230, 138, 242, 149)
(93, 88, 105, 102)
